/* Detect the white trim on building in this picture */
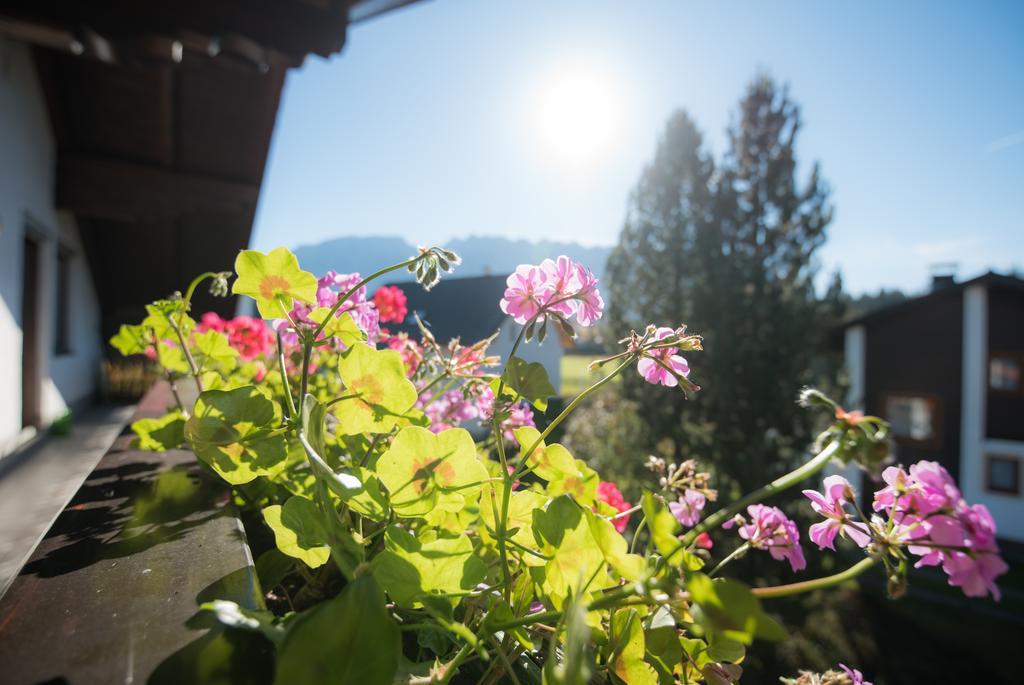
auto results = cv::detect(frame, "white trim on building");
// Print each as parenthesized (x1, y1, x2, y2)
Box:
(0, 37, 102, 458)
(960, 285, 1024, 542)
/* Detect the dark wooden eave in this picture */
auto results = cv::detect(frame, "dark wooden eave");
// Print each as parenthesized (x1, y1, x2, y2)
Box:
(0, 0, 424, 338)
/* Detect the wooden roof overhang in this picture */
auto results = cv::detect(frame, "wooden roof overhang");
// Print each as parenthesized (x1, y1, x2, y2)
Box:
(0, 0, 422, 338)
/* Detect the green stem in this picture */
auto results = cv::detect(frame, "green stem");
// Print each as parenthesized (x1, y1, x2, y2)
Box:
(708, 542, 749, 578)
(276, 330, 298, 420)
(311, 256, 422, 340)
(168, 315, 204, 394)
(437, 643, 474, 685)
(678, 438, 841, 549)
(753, 557, 878, 598)
(299, 341, 312, 404)
(182, 271, 218, 308)
(514, 357, 632, 480)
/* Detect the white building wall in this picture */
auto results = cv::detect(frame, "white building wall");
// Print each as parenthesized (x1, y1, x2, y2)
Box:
(0, 37, 102, 456)
(960, 284, 1024, 542)
(833, 325, 867, 491)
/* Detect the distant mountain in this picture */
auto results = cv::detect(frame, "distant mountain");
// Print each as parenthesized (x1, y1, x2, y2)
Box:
(292, 235, 613, 283)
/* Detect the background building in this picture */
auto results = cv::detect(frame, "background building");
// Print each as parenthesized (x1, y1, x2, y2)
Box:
(843, 271, 1024, 542)
(0, 1, 419, 457)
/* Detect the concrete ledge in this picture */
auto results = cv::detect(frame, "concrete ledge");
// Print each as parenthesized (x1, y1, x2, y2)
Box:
(0, 382, 271, 684)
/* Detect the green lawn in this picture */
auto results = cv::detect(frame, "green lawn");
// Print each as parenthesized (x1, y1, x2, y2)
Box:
(560, 354, 619, 396)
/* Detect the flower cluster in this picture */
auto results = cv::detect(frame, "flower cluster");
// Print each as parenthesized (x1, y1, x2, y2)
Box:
(780, 664, 872, 685)
(725, 504, 807, 572)
(421, 388, 482, 433)
(614, 324, 702, 392)
(415, 382, 536, 439)
(647, 456, 717, 528)
(196, 312, 273, 360)
(637, 326, 692, 387)
(372, 285, 408, 324)
(275, 270, 381, 345)
(595, 481, 632, 532)
(804, 461, 1009, 600)
(803, 475, 871, 550)
(499, 256, 604, 329)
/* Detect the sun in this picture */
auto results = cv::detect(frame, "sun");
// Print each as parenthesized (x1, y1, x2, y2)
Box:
(534, 64, 621, 167)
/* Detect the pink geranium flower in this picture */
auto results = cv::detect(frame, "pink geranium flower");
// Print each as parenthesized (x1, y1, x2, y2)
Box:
(373, 285, 408, 324)
(572, 262, 604, 326)
(669, 489, 706, 528)
(500, 265, 547, 325)
(596, 482, 632, 533)
(636, 327, 691, 387)
(869, 460, 1008, 600)
(725, 504, 806, 572)
(839, 664, 872, 685)
(803, 475, 871, 550)
(499, 257, 604, 328)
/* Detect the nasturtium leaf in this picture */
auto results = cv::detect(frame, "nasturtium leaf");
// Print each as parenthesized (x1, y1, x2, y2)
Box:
(611, 609, 659, 685)
(333, 343, 418, 435)
(642, 492, 680, 558)
(110, 324, 149, 356)
(706, 633, 746, 664)
(131, 410, 186, 451)
(142, 301, 195, 340)
(192, 329, 239, 373)
(548, 458, 599, 506)
(643, 625, 684, 685)
(274, 574, 400, 685)
(307, 309, 365, 347)
(373, 527, 486, 606)
(686, 573, 785, 645)
(154, 340, 190, 375)
(532, 496, 606, 601)
(585, 510, 645, 581)
(263, 496, 331, 569)
(491, 356, 556, 411)
(514, 427, 576, 480)
(232, 247, 318, 320)
(201, 599, 285, 645)
(254, 548, 294, 590)
(335, 466, 389, 520)
(185, 385, 288, 485)
(422, 502, 479, 534)
(514, 427, 598, 504)
(375, 426, 488, 517)
(479, 483, 548, 550)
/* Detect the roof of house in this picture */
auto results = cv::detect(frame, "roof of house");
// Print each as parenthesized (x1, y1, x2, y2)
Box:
(387, 275, 511, 344)
(0, 1, 422, 337)
(843, 271, 1024, 328)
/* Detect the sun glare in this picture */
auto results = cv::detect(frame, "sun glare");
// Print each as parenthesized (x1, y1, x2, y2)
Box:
(535, 64, 621, 167)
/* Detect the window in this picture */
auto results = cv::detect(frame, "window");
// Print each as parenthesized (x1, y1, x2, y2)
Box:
(985, 455, 1020, 495)
(883, 393, 940, 444)
(989, 354, 1021, 393)
(55, 246, 72, 355)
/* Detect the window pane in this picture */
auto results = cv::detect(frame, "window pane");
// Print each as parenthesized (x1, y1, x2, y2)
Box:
(885, 395, 934, 441)
(990, 356, 1021, 392)
(987, 456, 1019, 494)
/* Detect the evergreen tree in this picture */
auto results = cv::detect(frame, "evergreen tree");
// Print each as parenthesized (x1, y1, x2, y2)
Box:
(601, 76, 843, 496)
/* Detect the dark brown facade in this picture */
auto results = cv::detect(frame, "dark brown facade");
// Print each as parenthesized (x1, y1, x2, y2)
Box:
(859, 285, 965, 476)
(0, 0, 421, 339)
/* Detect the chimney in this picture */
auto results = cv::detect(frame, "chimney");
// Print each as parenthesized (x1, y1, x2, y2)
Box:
(929, 263, 957, 291)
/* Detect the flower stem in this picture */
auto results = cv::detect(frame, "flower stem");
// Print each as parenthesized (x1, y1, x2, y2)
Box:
(752, 557, 878, 598)
(310, 256, 422, 340)
(678, 438, 841, 548)
(276, 330, 297, 420)
(708, 542, 749, 578)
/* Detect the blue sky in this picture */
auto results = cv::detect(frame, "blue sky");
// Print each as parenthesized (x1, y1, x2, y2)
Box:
(251, 0, 1024, 294)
